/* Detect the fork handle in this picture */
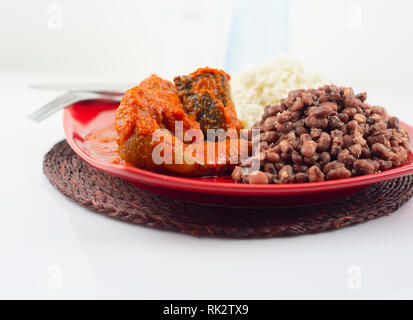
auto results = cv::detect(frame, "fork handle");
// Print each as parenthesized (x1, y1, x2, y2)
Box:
(28, 92, 121, 123)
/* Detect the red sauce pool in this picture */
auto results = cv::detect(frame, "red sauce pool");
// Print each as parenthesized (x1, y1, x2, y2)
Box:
(83, 125, 235, 182)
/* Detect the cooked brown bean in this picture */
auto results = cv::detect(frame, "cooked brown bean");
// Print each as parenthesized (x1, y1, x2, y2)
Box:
(306, 116, 328, 128)
(301, 140, 318, 158)
(342, 107, 357, 117)
(327, 167, 352, 180)
(283, 97, 294, 107)
(330, 143, 342, 157)
(288, 89, 305, 100)
(344, 97, 361, 109)
(291, 151, 303, 165)
(372, 106, 386, 116)
(323, 161, 341, 175)
(318, 152, 331, 165)
(265, 151, 280, 163)
(293, 164, 308, 172)
(338, 113, 350, 123)
(372, 143, 393, 160)
(392, 146, 408, 166)
(353, 160, 375, 175)
(296, 125, 308, 136)
(279, 140, 292, 153)
(370, 122, 387, 135)
(295, 172, 308, 183)
(343, 135, 354, 148)
(367, 133, 386, 146)
(262, 171, 272, 181)
(277, 111, 294, 123)
(331, 130, 344, 145)
(280, 152, 290, 161)
(387, 117, 399, 129)
(310, 128, 322, 139)
(318, 93, 329, 103)
(303, 153, 319, 164)
(264, 163, 277, 174)
(291, 98, 305, 111)
(261, 131, 279, 143)
(262, 116, 277, 132)
(343, 87, 354, 97)
(300, 133, 312, 142)
(260, 141, 269, 150)
(361, 147, 371, 158)
(353, 131, 367, 147)
(308, 166, 325, 182)
(263, 104, 283, 120)
(301, 92, 314, 105)
(338, 149, 356, 167)
(276, 121, 294, 133)
(379, 160, 393, 171)
(317, 132, 332, 152)
(354, 113, 366, 124)
(275, 162, 285, 171)
(248, 171, 269, 184)
(356, 92, 367, 102)
(349, 144, 362, 158)
(279, 165, 295, 184)
(329, 116, 343, 129)
(390, 140, 399, 148)
(309, 103, 336, 117)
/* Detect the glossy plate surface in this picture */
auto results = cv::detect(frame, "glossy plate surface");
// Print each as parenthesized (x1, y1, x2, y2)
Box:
(64, 101, 413, 207)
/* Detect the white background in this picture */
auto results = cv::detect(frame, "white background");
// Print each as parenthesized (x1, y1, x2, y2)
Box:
(1, 0, 413, 299)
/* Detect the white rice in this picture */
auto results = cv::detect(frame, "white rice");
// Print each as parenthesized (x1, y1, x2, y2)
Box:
(231, 56, 327, 128)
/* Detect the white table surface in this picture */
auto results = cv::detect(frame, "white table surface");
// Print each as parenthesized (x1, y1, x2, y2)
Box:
(1, 71, 412, 300)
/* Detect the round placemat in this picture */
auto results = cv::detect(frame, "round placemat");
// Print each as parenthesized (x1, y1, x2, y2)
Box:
(43, 140, 413, 238)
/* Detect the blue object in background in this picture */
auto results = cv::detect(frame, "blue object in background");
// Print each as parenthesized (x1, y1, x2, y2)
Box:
(225, 0, 290, 74)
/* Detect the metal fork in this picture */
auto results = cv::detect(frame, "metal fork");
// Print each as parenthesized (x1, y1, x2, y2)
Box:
(28, 91, 123, 123)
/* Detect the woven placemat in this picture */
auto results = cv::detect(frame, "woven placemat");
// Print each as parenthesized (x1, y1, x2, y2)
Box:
(43, 140, 413, 238)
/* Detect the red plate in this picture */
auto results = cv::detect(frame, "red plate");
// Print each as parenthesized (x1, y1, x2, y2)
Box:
(64, 100, 413, 207)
